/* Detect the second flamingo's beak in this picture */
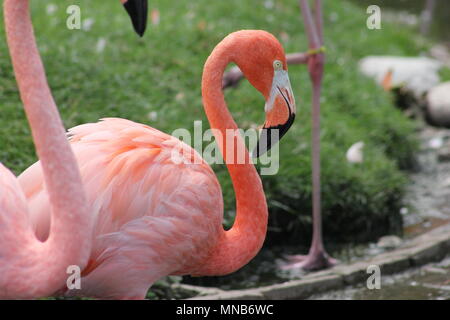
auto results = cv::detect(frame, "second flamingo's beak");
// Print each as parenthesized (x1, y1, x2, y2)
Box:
(253, 69, 296, 158)
(123, 0, 148, 37)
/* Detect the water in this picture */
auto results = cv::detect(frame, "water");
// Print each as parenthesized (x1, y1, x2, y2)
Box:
(181, 243, 390, 290)
(348, 0, 450, 43)
(309, 257, 450, 300)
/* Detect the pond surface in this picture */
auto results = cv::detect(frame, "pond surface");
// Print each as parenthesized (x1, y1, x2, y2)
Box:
(348, 0, 450, 43)
(309, 256, 450, 300)
(181, 242, 394, 290)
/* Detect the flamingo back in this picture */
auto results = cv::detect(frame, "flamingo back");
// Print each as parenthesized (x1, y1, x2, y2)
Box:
(18, 118, 224, 298)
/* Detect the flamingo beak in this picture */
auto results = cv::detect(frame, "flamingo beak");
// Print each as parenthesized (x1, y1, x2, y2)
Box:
(252, 70, 296, 158)
(123, 0, 148, 37)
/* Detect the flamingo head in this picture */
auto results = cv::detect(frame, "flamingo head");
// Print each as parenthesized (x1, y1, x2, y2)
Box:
(121, 0, 148, 37)
(232, 31, 296, 157)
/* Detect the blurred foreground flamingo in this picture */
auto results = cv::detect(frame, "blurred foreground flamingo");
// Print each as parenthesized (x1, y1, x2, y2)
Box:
(0, 0, 93, 298)
(19, 25, 296, 298)
(1, 0, 147, 299)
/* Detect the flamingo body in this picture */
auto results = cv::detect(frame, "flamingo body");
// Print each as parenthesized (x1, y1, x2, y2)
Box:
(20, 118, 224, 298)
(16, 29, 296, 299)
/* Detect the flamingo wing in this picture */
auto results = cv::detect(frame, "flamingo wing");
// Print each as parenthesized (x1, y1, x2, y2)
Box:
(18, 118, 224, 298)
(0, 164, 30, 255)
(0, 164, 43, 296)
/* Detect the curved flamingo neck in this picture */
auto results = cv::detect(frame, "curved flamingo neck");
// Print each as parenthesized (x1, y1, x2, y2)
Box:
(2, 0, 91, 297)
(198, 34, 268, 275)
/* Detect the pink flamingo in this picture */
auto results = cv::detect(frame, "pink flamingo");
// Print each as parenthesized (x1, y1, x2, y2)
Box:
(18, 28, 296, 297)
(0, 0, 148, 299)
(0, 0, 93, 298)
(224, 0, 336, 271)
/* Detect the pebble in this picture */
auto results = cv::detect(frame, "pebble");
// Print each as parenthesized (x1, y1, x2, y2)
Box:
(423, 266, 447, 275)
(377, 235, 402, 249)
(437, 146, 450, 162)
(346, 141, 364, 163)
(427, 82, 450, 127)
(428, 136, 443, 149)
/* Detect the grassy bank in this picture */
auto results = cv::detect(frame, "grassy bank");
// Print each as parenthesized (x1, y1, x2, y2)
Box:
(0, 0, 428, 245)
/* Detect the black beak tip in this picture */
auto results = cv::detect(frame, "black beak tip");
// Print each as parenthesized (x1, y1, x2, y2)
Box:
(136, 29, 145, 38)
(124, 0, 148, 37)
(253, 113, 296, 158)
(252, 128, 274, 159)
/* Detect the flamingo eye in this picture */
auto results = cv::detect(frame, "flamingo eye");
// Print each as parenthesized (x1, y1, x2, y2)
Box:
(273, 60, 283, 70)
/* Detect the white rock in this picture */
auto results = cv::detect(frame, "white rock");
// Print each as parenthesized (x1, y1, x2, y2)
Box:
(359, 56, 442, 97)
(96, 38, 107, 53)
(264, 0, 274, 9)
(148, 111, 158, 121)
(377, 235, 402, 249)
(346, 141, 364, 163)
(430, 44, 450, 68)
(441, 176, 450, 188)
(46, 4, 57, 15)
(82, 18, 95, 31)
(426, 82, 450, 127)
(428, 136, 443, 149)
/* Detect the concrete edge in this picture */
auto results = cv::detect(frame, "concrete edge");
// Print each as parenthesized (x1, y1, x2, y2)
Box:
(185, 222, 450, 300)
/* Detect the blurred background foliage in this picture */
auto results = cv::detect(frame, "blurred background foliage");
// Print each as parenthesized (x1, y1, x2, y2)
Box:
(0, 0, 436, 245)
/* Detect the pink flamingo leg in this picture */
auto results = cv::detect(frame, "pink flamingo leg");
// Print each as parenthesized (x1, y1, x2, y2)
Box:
(0, 0, 93, 298)
(280, 0, 337, 271)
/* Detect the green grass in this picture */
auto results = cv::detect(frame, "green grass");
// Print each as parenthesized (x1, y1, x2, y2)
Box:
(0, 0, 431, 244)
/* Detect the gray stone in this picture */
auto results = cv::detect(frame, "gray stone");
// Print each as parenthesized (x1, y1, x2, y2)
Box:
(217, 289, 265, 300)
(438, 146, 450, 162)
(430, 44, 450, 68)
(189, 289, 264, 300)
(427, 82, 450, 127)
(359, 56, 442, 97)
(332, 262, 369, 285)
(423, 266, 447, 274)
(172, 283, 224, 296)
(368, 251, 411, 275)
(302, 268, 339, 280)
(260, 275, 343, 300)
(377, 235, 403, 249)
(407, 241, 446, 266)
